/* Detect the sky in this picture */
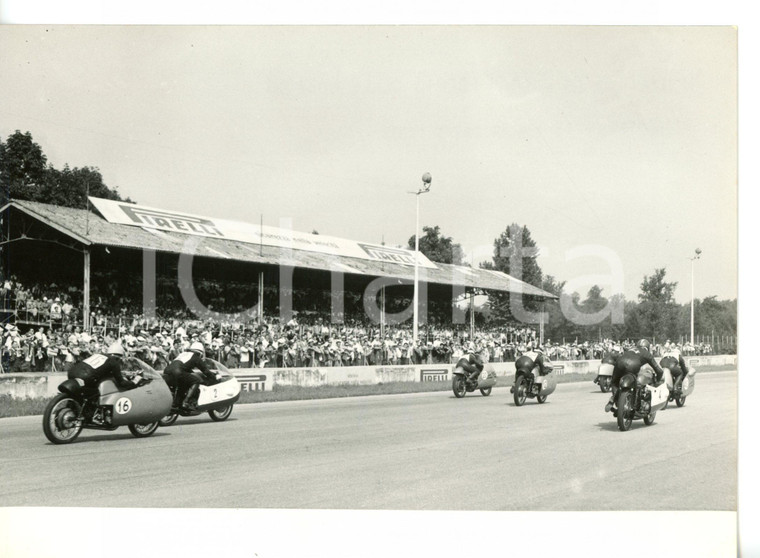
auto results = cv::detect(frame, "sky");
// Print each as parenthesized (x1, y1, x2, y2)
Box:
(0, 21, 740, 307)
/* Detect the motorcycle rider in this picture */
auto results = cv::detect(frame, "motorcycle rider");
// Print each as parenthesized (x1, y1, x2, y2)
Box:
(67, 342, 140, 400)
(660, 341, 690, 393)
(163, 341, 217, 411)
(457, 342, 484, 384)
(511, 344, 553, 392)
(605, 338, 665, 412)
(593, 343, 622, 386)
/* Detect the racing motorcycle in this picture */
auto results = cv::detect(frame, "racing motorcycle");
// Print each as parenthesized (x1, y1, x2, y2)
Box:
(662, 365, 697, 408)
(42, 357, 172, 444)
(158, 358, 241, 426)
(452, 363, 496, 398)
(608, 365, 669, 431)
(511, 366, 557, 406)
(594, 362, 614, 393)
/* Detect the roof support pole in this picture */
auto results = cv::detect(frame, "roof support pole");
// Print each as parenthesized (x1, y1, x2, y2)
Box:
(143, 248, 156, 322)
(469, 289, 474, 341)
(380, 285, 385, 340)
(258, 270, 264, 322)
(83, 248, 91, 331)
(540, 299, 545, 346)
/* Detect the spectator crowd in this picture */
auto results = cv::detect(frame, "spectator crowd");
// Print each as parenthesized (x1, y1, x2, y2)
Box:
(1, 276, 718, 374)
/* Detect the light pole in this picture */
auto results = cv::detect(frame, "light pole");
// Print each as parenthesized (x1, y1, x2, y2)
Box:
(690, 248, 702, 346)
(411, 173, 432, 344)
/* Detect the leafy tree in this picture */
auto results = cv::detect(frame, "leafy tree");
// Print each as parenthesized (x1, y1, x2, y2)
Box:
(0, 130, 132, 207)
(638, 268, 677, 304)
(407, 225, 464, 265)
(486, 223, 543, 287)
(480, 223, 545, 323)
(633, 268, 680, 340)
(0, 130, 48, 204)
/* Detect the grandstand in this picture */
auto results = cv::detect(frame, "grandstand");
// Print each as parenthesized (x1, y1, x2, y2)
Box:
(1, 197, 557, 333)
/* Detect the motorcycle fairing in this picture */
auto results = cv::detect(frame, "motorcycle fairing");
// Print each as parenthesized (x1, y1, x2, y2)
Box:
(538, 373, 557, 397)
(662, 367, 674, 391)
(98, 377, 173, 426)
(598, 363, 614, 377)
(681, 374, 696, 398)
(197, 376, 241, 407)
(647, 383, 669, 411)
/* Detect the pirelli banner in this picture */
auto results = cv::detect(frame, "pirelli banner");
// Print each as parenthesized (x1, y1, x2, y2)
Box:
(89, 197, 437, 269)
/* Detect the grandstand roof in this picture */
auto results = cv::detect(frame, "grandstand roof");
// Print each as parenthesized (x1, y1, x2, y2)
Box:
(2, 199, 558, 299)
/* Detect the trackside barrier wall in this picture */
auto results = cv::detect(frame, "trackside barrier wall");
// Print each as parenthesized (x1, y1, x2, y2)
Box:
(0, 355, 738, 397)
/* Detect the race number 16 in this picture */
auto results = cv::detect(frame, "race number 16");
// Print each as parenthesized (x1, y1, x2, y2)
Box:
(115, 397, 132, 414)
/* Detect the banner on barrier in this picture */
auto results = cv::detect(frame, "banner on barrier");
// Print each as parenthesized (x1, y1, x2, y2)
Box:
(235, 373, 269, 392)
(420, 368, 450, 382)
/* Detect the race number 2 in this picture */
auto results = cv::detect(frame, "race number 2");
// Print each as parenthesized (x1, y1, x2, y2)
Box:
(115, 397, 132, 414)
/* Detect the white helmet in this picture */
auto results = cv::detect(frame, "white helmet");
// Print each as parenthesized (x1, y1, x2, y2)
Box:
(106, 342, 125, 357)
(190, 342, 205, 357)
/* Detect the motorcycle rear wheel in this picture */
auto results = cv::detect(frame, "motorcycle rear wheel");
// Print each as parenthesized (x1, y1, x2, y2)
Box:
(616, 391, 633, 431)
(452, 376, 467, 398)
(158, 413, 179, 427)
(128, 422, 160, 438)
(600, 377, 611, 393)
(43, 394, 84, 445)
(513, 378, 527, 406)
(209, 405, 233, 421)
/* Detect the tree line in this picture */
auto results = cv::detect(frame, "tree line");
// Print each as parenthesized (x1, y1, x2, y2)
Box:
(405, 200, 736, 344)
(1, 131, 737, 343)
(0, 130, 131, 207)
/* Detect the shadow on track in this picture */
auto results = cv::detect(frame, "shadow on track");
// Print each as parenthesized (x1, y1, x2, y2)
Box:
(43, 431, 172, 445)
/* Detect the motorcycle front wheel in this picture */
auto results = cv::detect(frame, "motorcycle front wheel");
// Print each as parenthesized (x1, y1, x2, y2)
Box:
(209, 405, 233, 421)
(513, 378, 527, 406)
(616, 391, 633, 432)
(537, 394, 547, 403)
(43, 394, 84, 444)
(643, 410, 657, 425)
(675, 394, 686, 407)
(452, 375, 467, 398)
(158, 413, 179, 427)
(128, 422, 160, 438)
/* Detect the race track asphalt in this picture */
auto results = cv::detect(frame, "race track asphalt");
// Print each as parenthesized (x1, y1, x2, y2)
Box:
(0, 371, 737, 511)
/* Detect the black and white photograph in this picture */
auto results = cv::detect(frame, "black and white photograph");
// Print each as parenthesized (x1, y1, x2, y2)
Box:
(0, 4, 751, 558)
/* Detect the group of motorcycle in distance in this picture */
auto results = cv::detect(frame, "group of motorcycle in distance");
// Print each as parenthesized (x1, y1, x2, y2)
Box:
(41, 354, 697, 444)
(451, 358, 696, 432)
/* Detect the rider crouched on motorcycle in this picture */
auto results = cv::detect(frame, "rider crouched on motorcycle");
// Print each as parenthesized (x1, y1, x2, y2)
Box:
(660, 341, 690, 392)
(163, 342, 217, 411)
(605, 339, 665, 412)
(511, 344, 553, 392)
(593, 343, 622, 385)
(457, 343, 484, 384)
(67, 342, 140, 405)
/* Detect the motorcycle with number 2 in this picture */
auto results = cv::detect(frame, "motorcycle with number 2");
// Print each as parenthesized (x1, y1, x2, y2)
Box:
(159, 358, 241, 426)
(42, 356, 172, 445)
